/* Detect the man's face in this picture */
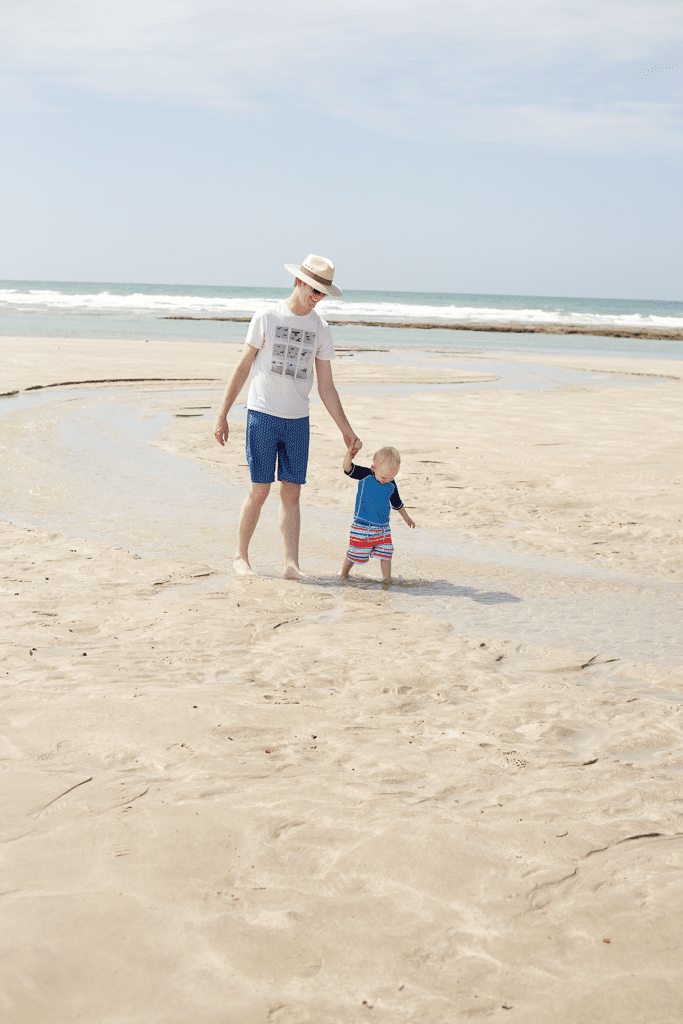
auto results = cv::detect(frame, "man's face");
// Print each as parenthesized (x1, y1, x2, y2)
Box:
(299, 281, 326, 312)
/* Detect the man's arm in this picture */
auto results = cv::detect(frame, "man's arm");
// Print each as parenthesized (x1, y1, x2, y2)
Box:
(213, 342, 259, 445)
(316, 358, 362, 455)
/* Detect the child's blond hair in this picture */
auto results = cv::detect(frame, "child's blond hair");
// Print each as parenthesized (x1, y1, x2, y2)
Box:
(373, 446, 401, 470)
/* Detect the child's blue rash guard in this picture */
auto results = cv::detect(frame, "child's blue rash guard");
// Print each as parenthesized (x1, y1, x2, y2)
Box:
(345, 463, 404, 527)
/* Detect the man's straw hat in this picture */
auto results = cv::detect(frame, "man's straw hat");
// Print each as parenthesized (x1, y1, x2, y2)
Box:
(284, 254, 343, 297)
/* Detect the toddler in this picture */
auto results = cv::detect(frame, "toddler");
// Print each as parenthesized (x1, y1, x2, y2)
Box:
(340, 445, 415, 581)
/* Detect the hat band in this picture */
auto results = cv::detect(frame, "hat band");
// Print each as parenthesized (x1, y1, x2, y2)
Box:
(301, 266, 333, 287)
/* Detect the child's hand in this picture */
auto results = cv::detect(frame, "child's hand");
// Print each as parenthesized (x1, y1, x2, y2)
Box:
(398, 507, 415, 528)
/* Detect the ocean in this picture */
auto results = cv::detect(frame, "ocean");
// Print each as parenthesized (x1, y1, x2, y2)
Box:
(2, 280, 682, 358)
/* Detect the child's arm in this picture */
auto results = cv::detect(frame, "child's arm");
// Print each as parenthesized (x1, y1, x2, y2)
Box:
(398, 506, 416, 529)
(343, 446, 354, 475)
(390, 482, 414, 527)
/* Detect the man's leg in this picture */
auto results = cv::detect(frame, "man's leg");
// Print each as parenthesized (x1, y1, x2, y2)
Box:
(279, 480, 303, 578)
(234, 482, 271, 575)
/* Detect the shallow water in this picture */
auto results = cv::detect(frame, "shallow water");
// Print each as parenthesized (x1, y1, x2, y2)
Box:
(3, 280, 682, 357)
(2, 372, 681, 668)
(337, 350, 673, 393)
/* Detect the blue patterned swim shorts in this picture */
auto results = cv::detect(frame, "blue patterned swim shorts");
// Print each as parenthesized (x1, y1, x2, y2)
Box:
(246, 410, 310, 485)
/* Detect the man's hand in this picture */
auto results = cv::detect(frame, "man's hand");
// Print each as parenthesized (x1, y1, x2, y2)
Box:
(214, 416, 229, 446)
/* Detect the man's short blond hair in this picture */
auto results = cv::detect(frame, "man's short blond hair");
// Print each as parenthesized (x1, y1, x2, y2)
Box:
(373, 446, 401, 469)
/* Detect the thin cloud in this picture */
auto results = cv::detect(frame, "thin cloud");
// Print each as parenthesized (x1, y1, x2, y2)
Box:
(473, 101, 683, 153)
(2, 0, 682, 151)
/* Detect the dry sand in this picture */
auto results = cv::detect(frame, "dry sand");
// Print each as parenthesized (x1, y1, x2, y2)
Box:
(1, 336, 683, 1024)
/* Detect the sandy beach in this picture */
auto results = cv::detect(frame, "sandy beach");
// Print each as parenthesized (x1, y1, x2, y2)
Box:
(2, 335, 683, 1024)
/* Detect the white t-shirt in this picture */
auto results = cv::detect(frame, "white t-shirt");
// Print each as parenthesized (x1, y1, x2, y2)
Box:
(245, 301, 335, 419)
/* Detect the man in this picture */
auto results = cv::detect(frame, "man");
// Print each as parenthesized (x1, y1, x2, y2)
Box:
(214, 254, 362, 578)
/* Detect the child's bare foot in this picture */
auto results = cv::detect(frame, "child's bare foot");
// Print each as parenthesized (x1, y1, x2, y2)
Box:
(233, 556, 254, 576)
(339, 558, 353, 579)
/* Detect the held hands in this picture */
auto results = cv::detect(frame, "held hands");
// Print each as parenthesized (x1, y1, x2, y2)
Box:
(344, 434, 362, 458)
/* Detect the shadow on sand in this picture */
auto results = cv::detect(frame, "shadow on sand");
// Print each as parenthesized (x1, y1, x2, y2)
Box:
(313, 574, 521, 605)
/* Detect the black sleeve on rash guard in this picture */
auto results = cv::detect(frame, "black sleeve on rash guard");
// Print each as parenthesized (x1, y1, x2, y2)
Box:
(390, 482, 404, 510)
(344, 463, 372, 480)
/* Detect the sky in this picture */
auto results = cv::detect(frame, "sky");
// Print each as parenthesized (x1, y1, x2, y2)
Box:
(1, 0, 681, 298)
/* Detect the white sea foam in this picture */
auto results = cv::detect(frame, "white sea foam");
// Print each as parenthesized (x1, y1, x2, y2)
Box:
(0, 288, 267, 314)
(1, 287, 681, 329)
(324, 301, 683, 329)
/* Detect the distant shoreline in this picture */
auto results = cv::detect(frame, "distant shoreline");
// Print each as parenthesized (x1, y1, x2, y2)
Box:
(160, 315, 683, 341)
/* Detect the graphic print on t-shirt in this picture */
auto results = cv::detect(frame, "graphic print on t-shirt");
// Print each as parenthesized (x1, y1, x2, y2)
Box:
(273, 326, 315, 382)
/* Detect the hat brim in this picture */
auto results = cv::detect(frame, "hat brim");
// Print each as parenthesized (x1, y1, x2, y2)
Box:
(284, 263, 343, 297)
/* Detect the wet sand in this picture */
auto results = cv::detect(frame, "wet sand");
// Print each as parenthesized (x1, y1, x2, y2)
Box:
(1, 336, 683, 1024)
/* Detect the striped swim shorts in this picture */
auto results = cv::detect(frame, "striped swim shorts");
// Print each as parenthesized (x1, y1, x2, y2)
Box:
(346, 521, 394, 564)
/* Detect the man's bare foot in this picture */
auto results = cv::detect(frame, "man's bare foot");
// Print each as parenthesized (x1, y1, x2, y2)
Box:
(233, 556, 254, 576)
(283, 564, 311, 580)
